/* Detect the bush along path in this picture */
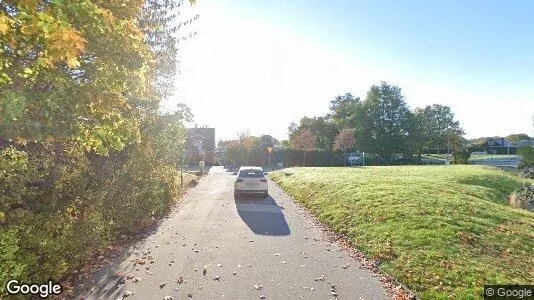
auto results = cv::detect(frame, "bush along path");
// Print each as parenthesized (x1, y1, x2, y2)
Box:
(54, 172, 201, 298)
(0, 0, 198, 297)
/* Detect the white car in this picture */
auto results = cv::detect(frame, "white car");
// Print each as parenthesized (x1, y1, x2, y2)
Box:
(234, 166, 268, 198)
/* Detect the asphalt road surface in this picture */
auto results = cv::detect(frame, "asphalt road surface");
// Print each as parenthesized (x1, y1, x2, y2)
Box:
(76, 166, 388, 300)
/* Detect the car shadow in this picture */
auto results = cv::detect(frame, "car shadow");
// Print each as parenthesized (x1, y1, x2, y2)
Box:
(234, 195, 291, 236)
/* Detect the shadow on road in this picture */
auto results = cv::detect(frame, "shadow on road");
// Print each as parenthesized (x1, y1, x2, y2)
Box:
(235, 195, 291, 236)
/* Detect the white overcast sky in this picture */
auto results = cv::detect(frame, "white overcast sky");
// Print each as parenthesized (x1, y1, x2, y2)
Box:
(163, 0, 534, 142)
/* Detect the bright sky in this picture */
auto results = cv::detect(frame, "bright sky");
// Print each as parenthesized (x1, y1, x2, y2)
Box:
(164, 0, 534, 142)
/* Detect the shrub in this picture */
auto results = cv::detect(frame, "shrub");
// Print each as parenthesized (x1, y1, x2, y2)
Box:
(518, 146, 534, 168)
(0, 130, 186, 297)
(452, 148, 471, 164)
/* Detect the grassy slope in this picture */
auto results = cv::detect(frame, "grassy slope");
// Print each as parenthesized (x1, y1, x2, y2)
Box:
(270, 166, 534, 299)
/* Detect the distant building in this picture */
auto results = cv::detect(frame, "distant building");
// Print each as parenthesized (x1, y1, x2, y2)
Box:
(480, 137, 518, 154)
(186, 128, 215, 166)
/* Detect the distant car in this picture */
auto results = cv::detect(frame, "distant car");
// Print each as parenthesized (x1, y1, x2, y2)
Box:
(234, 166, 268, 198)
(471, 151, 487, 155)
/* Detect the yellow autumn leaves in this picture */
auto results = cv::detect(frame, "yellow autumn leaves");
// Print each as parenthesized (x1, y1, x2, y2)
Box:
(0, 14, 9, 34)
(1, 10, 86, 72)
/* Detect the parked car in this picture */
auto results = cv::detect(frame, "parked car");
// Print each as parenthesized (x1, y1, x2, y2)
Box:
(234, 166, 268, 198)
(471, 151, 487, 155)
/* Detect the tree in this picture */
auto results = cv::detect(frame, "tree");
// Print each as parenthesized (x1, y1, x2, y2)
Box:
(290, 128, 316, 166)
(0, 0, 196, 154)
(291, 116, 338, 151)
(333, 128, 355, 152)
(329, 92, 360, 128)
(413, 104, 464, 155)
(259, 134, 279, 148)
(225, 140, 242, 166)
(355, 82, 413, 163)
(1, 1, 151, 153)
(280, 140, 291, 148)
(288, 122, 299, 137)
(506, 134, 532, 143)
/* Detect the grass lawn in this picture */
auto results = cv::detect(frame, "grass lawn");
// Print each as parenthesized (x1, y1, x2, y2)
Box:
(270, 165, 533, 299)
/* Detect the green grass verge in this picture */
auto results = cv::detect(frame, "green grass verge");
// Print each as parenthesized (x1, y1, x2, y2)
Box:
(270, 165, 533, 299)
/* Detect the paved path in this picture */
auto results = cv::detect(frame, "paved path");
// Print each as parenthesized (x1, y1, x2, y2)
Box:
(76, 166, 388, 300)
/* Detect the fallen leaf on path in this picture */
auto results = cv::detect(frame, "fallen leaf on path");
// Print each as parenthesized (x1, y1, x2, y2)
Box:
(123, 291, 134, 297)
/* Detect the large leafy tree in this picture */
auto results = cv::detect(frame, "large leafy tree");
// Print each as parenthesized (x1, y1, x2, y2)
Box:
(1, 0, 149, 153)
(259, 134, 278, 148)
(355, 82, 413, 163)
(0, 0, 195, 154)
(413, 104, 464, 154)
(329, 92, 360, 128)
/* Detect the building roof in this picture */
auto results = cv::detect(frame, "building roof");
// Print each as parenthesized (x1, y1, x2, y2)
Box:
(186, 128, 215, 151)
(485, 138, 516, 148)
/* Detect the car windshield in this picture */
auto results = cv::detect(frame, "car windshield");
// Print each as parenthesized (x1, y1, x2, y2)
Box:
(238, 170, 264, 178)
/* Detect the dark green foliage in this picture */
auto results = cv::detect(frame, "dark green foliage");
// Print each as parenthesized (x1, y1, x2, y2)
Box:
(288, 82, 466, 166)
(0, 121, 188, 295)
(518, 146, 534, 168)
(452, 148, 471, 164)
(355, 82, 413, 163)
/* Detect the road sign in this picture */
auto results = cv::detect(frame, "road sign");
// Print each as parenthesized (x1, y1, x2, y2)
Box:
(267, 147, 273, 153)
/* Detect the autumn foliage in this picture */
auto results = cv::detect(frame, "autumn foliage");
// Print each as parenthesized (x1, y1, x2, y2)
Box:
(0, 0, 196, 294)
